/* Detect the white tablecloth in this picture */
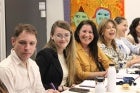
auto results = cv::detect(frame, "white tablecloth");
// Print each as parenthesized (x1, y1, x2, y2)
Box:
(62, 69, 140, 93)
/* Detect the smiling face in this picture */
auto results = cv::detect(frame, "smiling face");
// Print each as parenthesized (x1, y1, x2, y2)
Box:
(11, 31, 37, 62)
(51, 27, 71, 51)
(116, 20, 128, 37)
(78, 24, 94, 48)
(103, 22, 116, 41)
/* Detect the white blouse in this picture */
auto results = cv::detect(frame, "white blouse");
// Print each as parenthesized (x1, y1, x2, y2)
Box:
(58, 53, 68, 86)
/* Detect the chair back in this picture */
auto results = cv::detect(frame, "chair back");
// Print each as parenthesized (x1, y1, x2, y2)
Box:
(0, 79, 9, 93)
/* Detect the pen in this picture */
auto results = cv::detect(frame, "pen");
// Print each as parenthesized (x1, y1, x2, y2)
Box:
(50, 82, 56, 90)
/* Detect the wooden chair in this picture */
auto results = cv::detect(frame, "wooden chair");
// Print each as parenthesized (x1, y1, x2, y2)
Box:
(0, 79, 8, 93)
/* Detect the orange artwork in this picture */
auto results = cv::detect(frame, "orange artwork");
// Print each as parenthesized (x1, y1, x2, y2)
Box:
(71, 0, 124, 31)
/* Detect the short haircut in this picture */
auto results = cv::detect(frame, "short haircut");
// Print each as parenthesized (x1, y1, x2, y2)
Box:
(13, 23, 37, 38)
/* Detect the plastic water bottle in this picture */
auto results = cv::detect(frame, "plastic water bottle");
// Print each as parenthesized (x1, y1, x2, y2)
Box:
(95, 77, 106, 93)
(107, 63, 116, 92)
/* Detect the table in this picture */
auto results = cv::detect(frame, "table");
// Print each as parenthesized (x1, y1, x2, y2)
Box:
(62, 68, 140, 93)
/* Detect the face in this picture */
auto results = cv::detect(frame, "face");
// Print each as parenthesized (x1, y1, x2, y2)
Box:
(135, 21, 140, 37)
(103, 22, 116, 41)
(11, 31, 37, 62)
(51, 27, 71, 50)
(116, 20, 128, 37)
(78, 24, 94, 47)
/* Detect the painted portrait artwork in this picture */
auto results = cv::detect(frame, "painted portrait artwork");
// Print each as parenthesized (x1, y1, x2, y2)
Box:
(69, 0, 124, 31)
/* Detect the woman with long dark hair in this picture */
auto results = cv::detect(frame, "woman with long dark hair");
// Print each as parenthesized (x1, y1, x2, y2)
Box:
(74, 20, 111, 83)
(127, 17, 140, 45)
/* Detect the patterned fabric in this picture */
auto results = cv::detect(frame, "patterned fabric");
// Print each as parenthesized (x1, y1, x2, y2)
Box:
(99, 43, 125, 69)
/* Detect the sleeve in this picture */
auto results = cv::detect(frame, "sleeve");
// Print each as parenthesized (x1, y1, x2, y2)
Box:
(75, 55, 91, 81)
(0, 67, 15, 93)
(98, 48, 112, 70)
(122, 38, 140, 55)
(33, 63, 46, 93)
(126, 34, 135, 45)
(35, 49, 52, 90)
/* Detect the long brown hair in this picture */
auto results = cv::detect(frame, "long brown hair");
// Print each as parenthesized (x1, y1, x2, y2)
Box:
(98, 19, 117, 51)
(74, 20, 99, 64)
(44, 20, 76, 86)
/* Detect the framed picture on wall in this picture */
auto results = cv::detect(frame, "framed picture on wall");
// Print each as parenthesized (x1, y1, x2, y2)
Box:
(64, 0, 124, 31)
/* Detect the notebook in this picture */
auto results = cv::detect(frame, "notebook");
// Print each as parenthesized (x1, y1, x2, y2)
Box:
(79, 80, 95, 88)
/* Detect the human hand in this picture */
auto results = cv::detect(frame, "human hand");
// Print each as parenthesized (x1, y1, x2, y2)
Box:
(104, 71, 107, 77)
(53, 90, 60, 93)
(71, 84, 76, 87)
(99, 71, 107, 77)
(58, 85, 69, 92)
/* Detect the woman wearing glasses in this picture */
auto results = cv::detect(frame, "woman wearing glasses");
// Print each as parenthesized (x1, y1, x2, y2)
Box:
(35, 20, 76, 92)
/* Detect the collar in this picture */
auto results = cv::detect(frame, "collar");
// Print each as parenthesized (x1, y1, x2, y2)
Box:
(11, 49, 29, 66)
(75, 42, 85, 52)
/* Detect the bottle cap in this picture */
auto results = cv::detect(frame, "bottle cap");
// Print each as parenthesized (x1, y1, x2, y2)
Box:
(96, 77, 104, 82)
(109, 63, 115, 66)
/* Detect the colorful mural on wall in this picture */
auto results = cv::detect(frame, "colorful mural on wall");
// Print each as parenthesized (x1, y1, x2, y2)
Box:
(70, 0, 124, 31)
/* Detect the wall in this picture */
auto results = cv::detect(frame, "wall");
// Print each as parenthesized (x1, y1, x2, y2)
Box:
(47, 0, 140, 35)
(0, 0, 6, 61)
(46, 0, 64, 41)
(5, 0, 47, 57)
(125, 0, 140, 28)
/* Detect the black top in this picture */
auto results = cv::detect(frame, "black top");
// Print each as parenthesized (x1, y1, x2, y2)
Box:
(35, 48, 63, 90)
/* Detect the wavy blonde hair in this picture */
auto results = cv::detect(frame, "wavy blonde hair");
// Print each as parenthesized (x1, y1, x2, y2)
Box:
(44, 20, 76, 86)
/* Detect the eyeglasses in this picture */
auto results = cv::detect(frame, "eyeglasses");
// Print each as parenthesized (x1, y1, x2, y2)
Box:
(54, 33, 71, 39)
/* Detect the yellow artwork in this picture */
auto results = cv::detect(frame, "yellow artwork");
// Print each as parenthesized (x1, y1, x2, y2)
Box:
(71, 0, 124, 31)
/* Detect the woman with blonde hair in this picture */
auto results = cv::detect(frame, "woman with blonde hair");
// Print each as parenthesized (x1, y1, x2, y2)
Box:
(36, 20, 76, 92)
(98, 18, 140, 68)
(98, 19, 126, 69)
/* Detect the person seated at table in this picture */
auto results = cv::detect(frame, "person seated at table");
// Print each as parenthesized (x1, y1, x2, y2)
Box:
(98, 19, 124, 69)
(127, 17, 140, 45)
(35, 20, 76, 92)
(98, 19, 140, 69)
(0, 23, 59, 93)
(114, 17, 140, 55)
(114, 17, 140, 67)
(74, 20, 111, 84)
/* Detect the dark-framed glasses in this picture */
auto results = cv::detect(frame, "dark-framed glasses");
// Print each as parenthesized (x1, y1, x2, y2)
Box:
(55, 33, 71, 39)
